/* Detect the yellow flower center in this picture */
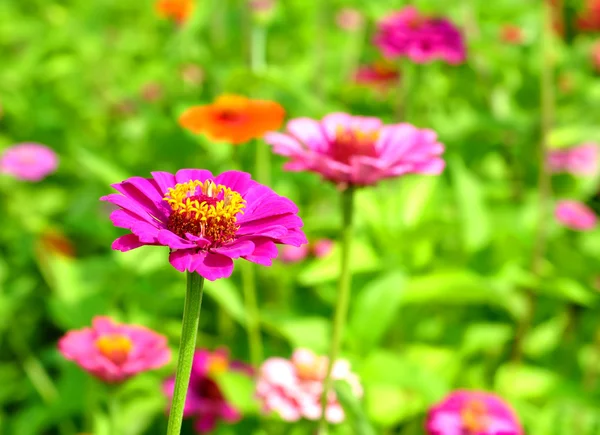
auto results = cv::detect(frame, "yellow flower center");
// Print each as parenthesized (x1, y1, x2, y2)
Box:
(96, 334, 133, 365)
(332, 125, 379, 165)
(164, 180, 246, 245)
(461, 400, 489, 433)
(207, 354, 230, 375)
(294, 355, 328, 381)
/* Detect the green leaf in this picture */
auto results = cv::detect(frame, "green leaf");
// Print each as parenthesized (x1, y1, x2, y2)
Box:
(495, 363, 559, 399)
(524, 314, 568, 358)
(334, 380, 376, 435)
(348, 272, 405, 353)
(214, 371, 259, 415)
(276, 317, 330, 353)
(203, 278, 246, 325)
(364, 385, 426, 427)
(462, 323, 514, 356)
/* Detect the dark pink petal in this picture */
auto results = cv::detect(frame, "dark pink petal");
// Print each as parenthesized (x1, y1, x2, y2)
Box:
(175, 169, 213, 184)
(169, 249, 205, 273)
(157, 230, 196, 249)
(214, 170, 257, 196)
(102, 194, 159, 225)
(243, 238, 278, 266)
(264, 132, 305, 157)
(213, 240, 255, 259)
(194, 414, 218, 433)
(130, 221, 161, 243)
(112, 177, 170, 219)
(286, 118, 330, 153)
(149, 171, 176, 193)
(193, 252, 234, 280)
(112, 234, 145, 252)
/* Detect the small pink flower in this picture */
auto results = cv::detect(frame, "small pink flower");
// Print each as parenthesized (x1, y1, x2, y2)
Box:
(547, 143, 598, 175)
(336, 8, 364, 32)
(265, 113, 445, 186)
(354, 61, 399, 91)
(58, 316, 171, 383)
(164, 348, 252, 433)
(256, 348, 362, 423)
(312, 238, 333, 258)
(555, 200, 597, 231)
(374, 7, 466, 65)
(426, 390, 523, 435)
(0, 143, 58, 182)
(281, 244, 310, 263)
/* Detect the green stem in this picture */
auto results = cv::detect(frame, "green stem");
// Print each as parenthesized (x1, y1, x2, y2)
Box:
(255, 140, 271, 186)
(166, 272, 205, 435)
(242, 262, 264, 369)
(108, 387, 120, 435)
(318, 186, 355, 434)
(250, 24, 267, 74)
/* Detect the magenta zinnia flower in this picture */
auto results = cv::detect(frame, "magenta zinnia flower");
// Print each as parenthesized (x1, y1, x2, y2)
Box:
(264, 113, 445, 186)
(426, 390, 523, 435)
(0, 143, 58, 181)
(374, 7, 466, 65)
(164, 349, 252, 433)
(256, 348, 362, 423)
(58, 316, 171, 383)
(547, 143, 599, 175)
(101, 169, 307, 280)
(555, 200, 597, 231)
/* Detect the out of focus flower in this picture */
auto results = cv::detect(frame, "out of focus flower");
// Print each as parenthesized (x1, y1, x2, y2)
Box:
(555, 200, 598, 231)
(0, 143, 58, 182)
(547, 143, 599, 175)
(179, 95, 285, 145)
(156, 0, 194, 24)
(256, 348, 362, 423)
(592, 41, 600, 72)
(336, 8, 364, 32)
(181, 64, 205, 87)
(38, 229, 76, 258)
(354, 61, 399, 91)
(141, 82, 163, 102)
(500, 25, 523, 44)
(58, 316, 170, 383)
(374, 6, 466, 64)
(164, 349, 252, 433)
(426, 390, 523, 435)
(249, 0, 275, 13)
(280, 238, 333, 263)
(101, 169, 306, 280)
(265, 113, 445, 186)
(577, 0, 600, 32)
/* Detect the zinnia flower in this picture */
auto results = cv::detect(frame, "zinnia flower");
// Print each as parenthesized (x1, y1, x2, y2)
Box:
(264, 113, 445, 186)
(374, 7, 466, 64)
(354, 61, 399, 90)
(547, 143, 599, 175)
(335, 8, 364, 32)
(312, 238, 334, 258)
(256, 348, 362, 423)
(179, 95, 285, 145)
(101, 169, 306, 280)
(0, 143, 58, 182)
(58, 316, 170, 383)
(280, 238, 333, 263)
(426, 390, 523, 435)
(555, 200, 598, 231)
(164, 349, 252, 433)
(156, 0, 194, 23)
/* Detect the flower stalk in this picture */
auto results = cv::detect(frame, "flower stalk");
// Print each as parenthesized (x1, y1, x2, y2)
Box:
(242, 261, 264, 369)
(318, 186, 355, 434)
(166, 272, 205, 435)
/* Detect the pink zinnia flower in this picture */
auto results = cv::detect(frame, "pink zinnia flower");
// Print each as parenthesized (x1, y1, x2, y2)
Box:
(354, 61, 400, 91)
(164, 349, 252, 433)
(547, 143, 599, 175)
(426, 390, 523, 435)
(555, 200, 598, 231)
(101, 169, 307, 281)
(312, 238, 333, 258)
(256, 348, 362, 423)
(0, 143, 58, 182)
(281, 244, 310, 263)
(58, 316, 170, 383)
(264, 113, 445, 186)
(374, 7, 466, 64)
(336, 8, 364, 32)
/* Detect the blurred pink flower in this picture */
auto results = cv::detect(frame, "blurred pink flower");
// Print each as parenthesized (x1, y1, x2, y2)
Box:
(555, 200, 598, 231)
(547, 143, 599, 175)
(592, 41, 600, 72)
(58, 316, 170, 383)
(265, 113, 445, 186)
(100, 169, 307, 281)
(374, 7, 466, 64)
(354, 61, 399, 90)
(336, 8, 364, 32)
(281, 244, 310, 263)
(181, 64, 205, 87)
(0, 143, 58, 182)
(141, 82, 163, 102)
(256, 348, 362, 423)
(164, 349, 252, 433)
(312, 238, 333, 258)
(426, 390, 523, 435)
(249, 0, 275, 12)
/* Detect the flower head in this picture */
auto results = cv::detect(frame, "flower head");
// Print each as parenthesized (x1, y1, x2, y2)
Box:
(426, 390, 523, 435)
(156, 0, 194, 23)
(164, 349, 252, 433)
(336, 8, 364, 32)
(547, 143, 599, 175)
(179, 95, 285, 145)
(354, 61, 399, 90)
(280, 238, 333, 263)
(101, 169, 306, 280)
(555, 200, 597, 231)
(374, 7, 466, 64)
(0, 143, 58, 182)
(58, 316, 170, 383)
(256, 348, 362, 423)
(265, 113, 445, 186)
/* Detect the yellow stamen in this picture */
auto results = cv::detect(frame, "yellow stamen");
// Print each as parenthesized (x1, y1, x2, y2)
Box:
(207, 354, 229, 375)
(96, 334, 133, 365)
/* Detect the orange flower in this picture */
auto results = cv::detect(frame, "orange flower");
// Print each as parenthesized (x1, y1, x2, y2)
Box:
(179, 95, 285, 144)
(155, 0, 194, 23)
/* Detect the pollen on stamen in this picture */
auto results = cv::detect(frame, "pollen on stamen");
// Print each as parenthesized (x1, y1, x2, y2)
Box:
(163, 180, 246, 245)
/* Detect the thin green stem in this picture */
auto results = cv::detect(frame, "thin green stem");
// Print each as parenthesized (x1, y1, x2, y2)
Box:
(318, 186, 355, 435)
(255, 140, 271, 186)
(166, 272, 205, 435)
(242, 262, 264, 369)
(250, 24, 267, 74)
(108, 387, 120, 435)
